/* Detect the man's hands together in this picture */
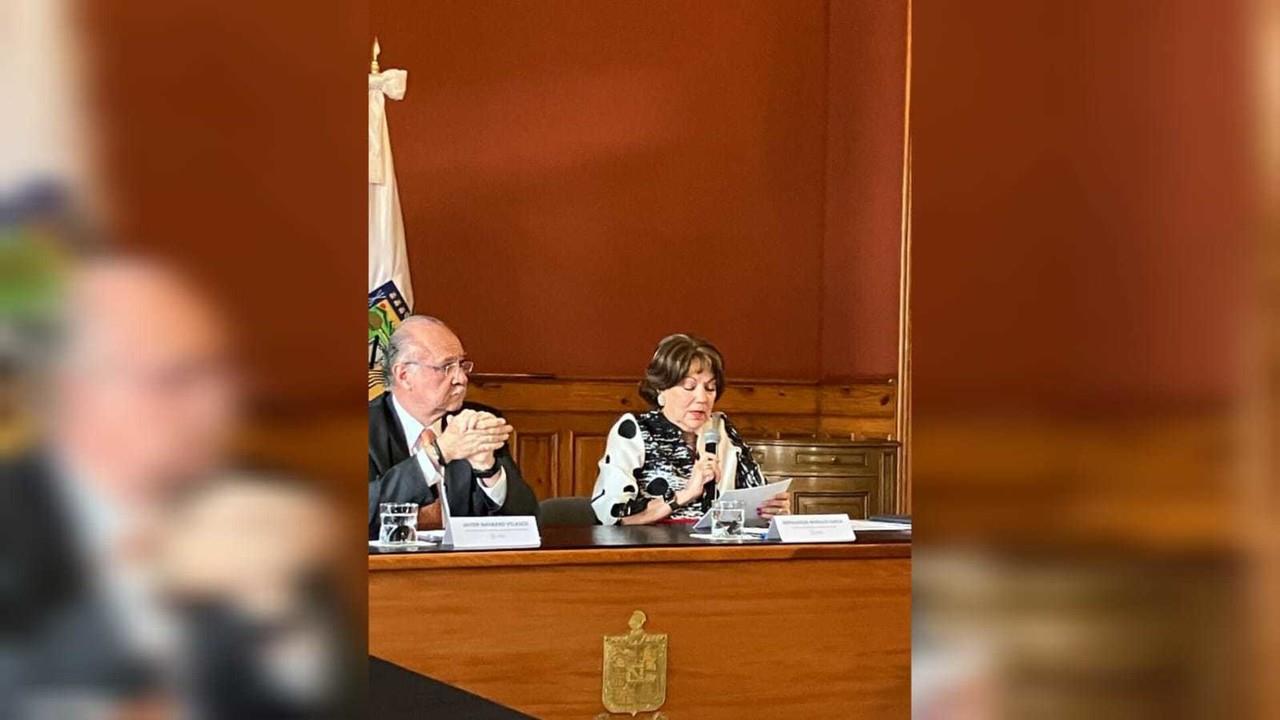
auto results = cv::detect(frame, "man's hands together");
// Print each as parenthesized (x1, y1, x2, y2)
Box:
(435, 409, 512, 472)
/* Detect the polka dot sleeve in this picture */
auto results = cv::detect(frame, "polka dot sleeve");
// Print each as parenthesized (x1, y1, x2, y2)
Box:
(589, 413, 647, 525)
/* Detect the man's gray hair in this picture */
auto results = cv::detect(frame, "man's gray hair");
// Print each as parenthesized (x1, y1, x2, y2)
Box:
(383, 315, 448, 387)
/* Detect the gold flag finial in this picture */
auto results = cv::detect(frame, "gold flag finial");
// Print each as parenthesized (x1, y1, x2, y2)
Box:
(371, 37, 381, 74)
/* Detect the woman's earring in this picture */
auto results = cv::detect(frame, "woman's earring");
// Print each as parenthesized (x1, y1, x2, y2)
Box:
(657, 394, 665, 407)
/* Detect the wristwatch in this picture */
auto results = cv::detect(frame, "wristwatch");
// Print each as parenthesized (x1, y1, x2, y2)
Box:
(666, 497, 683, 514)
(472, 461, 501, 480)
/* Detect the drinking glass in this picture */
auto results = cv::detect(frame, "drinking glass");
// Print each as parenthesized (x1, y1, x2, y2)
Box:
(710, 499, 745, 541)
(379, 502, 419, 544)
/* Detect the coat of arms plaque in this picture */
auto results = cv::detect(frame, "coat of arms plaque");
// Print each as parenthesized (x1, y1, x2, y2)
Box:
(601, 610, 668, 716)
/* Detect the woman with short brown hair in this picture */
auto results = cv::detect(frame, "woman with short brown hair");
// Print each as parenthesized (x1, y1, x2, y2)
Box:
(589, 333, 790, 525)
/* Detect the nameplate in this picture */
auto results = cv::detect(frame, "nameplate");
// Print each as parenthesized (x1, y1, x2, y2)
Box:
(442, 515, 541, 549)
(765, 514, 856, 543)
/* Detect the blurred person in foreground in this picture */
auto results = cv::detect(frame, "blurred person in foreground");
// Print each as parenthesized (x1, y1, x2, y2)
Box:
(589, 333, 790, 525)
(368, 315, 538, 539)
(0, 258, 350, 718)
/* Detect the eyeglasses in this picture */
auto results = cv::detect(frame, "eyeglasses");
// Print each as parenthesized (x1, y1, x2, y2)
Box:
(406, 359, 475, 377)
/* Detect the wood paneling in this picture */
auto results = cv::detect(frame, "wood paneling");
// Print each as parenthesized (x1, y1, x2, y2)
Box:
(570, 433, 607, 498)
(752, 440, 900, 518)
(513, 431, 557, 501)
(369, 545, 911, 718)
(465, 376, 899, 503)
(795, 491, 869, 518)
(238, 377, 903, 511)
(817, 383, 897, 418)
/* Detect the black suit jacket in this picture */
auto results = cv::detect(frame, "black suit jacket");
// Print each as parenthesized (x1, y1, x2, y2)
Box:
(2, 453, 343, 717)
(1, 452, 155, 703)
(368, 393, 539, 539)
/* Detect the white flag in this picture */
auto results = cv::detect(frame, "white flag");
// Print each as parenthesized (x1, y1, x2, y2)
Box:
(368, 63, 413, 398)
(2, 0, 89, 199)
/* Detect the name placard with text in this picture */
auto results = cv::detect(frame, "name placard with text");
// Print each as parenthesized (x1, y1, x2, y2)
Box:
(443, 515, 541, 549)
(765, 514, 856, 543)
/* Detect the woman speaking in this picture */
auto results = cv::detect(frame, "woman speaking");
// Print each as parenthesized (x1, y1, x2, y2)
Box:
(590, 333, 790, 525)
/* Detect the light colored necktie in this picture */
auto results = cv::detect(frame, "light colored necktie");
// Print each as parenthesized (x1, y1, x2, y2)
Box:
(414, 427, 436, 454)
(414, 427, 442, 478)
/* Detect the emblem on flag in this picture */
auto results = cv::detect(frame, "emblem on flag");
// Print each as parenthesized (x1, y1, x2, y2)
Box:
(368, 280, 410, 399)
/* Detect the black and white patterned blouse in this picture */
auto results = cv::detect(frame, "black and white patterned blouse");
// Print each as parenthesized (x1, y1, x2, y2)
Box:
(590, 409, 767, 525)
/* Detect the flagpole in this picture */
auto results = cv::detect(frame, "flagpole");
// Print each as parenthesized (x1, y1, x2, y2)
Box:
(367, 38, 414, 399)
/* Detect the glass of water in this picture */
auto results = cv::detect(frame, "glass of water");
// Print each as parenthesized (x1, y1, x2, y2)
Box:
(379, 502, 418, 544)
(710, 499, 745, 541)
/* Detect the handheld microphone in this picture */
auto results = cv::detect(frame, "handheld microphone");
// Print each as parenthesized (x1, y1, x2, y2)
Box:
(700, 422, 720, 459)
(700, 416, 726, 499)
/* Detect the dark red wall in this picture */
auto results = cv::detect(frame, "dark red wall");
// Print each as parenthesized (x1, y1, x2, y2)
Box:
(86, 1, 367, 412)
(825, 0, 910, 381)
(372, 0, 907, 381)
(911, 0, 1251, 412)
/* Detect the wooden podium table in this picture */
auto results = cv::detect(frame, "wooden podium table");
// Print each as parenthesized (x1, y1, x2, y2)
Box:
(369, 525, 911, 719)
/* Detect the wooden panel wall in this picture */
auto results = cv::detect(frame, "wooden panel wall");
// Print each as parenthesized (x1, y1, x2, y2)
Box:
(238, 377, 899, 504)
(467, 376, 897, 500)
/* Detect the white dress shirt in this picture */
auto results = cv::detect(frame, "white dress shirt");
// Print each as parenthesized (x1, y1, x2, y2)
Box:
(52, 454, 177, 670)
(390, 394, 507, 506)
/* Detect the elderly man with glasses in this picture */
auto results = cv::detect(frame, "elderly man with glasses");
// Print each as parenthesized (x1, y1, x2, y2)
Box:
(368, 316, 538, 539)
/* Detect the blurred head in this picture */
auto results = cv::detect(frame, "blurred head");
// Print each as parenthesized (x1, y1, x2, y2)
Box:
(639, 333, 725, 433)
(384, 316, 471, 424)
(52, 258, 238, 502)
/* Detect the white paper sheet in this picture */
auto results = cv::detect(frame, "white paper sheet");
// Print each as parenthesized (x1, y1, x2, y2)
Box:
(691, 479, 792, 530)
(848, 520, 913, 532)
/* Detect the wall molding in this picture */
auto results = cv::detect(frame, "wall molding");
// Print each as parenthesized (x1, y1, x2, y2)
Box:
(466, 375, 897, 437)
(237, 377, 898, 502)
(465, 376, 898, 500)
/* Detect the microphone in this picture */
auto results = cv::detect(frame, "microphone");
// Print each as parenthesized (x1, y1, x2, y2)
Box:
(700, 422, 720, 459)
(698, 417, 723, 502)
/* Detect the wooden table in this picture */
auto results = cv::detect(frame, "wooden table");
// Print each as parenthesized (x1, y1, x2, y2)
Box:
(369, 525, 911, 719)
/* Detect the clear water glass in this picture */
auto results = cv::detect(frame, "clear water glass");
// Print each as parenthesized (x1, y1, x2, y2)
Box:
(710, 499, 745, 541)
(379, 502, 418, 544)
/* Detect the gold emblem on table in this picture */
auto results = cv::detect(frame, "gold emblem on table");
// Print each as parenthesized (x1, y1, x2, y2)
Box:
(601, 610, 667, 716)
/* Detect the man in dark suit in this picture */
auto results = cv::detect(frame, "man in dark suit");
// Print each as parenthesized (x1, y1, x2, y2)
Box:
(2, 259, 350, 718)
(369, 316, 538, 539)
